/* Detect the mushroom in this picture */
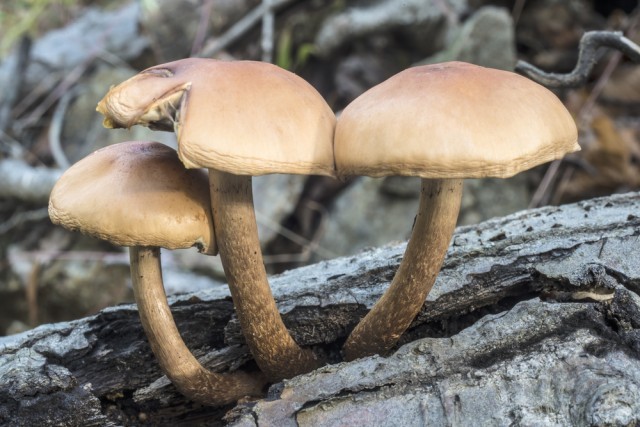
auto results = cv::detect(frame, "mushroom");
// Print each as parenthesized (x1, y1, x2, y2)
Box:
(335, 61, 580, 361)
(48, 141, 266, 405)
(96, 59, 336, 380)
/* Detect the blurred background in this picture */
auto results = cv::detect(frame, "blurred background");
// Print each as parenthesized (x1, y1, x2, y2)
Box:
(0, 0, 638, 336)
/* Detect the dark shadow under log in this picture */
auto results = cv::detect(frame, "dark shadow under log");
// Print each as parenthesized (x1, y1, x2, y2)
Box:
(1, 192, 640, 426)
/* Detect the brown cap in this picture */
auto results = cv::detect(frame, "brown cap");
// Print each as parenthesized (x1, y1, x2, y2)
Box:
(49, 141, 217, 255)
(97, 59, 336, 177)
(335, 62, 579, 179)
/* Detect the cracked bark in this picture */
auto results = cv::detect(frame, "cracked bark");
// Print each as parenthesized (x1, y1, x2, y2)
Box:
(1, 192, 640, 426)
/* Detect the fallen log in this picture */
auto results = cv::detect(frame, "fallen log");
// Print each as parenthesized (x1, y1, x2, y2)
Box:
(1, 192, 639, 426)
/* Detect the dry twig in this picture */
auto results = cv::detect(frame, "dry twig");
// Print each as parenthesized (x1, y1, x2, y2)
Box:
(516, 31, 640, 88)
(523, 29, 640, 208)
(18, 60, 90, 131)
(0, 36, 31, 134)
(0, 208, 49, 234)
(254, 208, 336, 262)
(190, 0, 215, 56)
(199, 0, 294, 58)
(48, 86, 80, 169)
(0, 159, 63, 203)
(26, 262, 41, 328)
(261, 0, 275, 63)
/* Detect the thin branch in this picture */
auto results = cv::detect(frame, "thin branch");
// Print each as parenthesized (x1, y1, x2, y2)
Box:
(261, 0, 275, 63)
(526, 17, 639, 208)
(12, 72, 60, 119)
(254, 209, 337, 260)
(190, 0, 215, 57)
(96, 49, 136, 70)
(0, 208, 49, 234)
(0, 129, 28, 158)
(296, 199, 331, 259)
(0, 35, 31, 134)
(528, 159, 561, 208)
(515, 31, 640, 88)
(48, 86, 81, 169)
(263, 252, 313, 264)
(26, 262, 41, 328)
(18, 61, 89, 130)
(8, 249, 129, 265)
(581, 10, 639, 117)
(529, 50, 625, 209)
(511, 0, 526, 28)
(0, 159, 63, 203)
(199, 0, 294, 58)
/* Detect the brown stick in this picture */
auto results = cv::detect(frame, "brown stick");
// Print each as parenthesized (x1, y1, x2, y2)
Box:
(26, 261, 40, 328)
(343, 178, 463, 361)
(209, 170, 322, 381)
(130, 246, 266, 405)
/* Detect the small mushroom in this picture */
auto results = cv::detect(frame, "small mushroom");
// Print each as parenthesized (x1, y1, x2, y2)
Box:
(49, 141, 266, 405)
(335, 62, 580, 360)
(96, 59, 336, 380)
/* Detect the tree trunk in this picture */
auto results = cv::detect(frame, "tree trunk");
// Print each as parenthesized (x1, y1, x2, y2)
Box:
(1, 192, 639, 426)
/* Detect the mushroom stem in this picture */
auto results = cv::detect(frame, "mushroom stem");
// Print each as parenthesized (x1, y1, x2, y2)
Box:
(342, 178, 463, 361)
(209, 170, 322, 381)
(130, 246, 266, 405)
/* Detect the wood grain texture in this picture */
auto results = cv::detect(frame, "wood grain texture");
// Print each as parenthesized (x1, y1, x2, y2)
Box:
(1, 192, 639, 426)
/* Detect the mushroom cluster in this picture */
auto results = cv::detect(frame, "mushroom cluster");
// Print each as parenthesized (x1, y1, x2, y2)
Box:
(49, 58, 578, 406)
(49, 141, 266, 405)
(96, 58, 336, 382)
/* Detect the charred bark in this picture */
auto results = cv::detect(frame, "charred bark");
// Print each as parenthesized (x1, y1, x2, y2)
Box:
(1, 192, 639, 426)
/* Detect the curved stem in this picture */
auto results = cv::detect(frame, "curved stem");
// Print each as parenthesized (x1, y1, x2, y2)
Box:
(342, 178, 463, 361)
(130, 246, 266, 405)
(209, 170, 322, 381)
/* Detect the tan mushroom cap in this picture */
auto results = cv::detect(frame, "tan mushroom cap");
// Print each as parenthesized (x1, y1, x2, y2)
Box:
(49, 141, 217, 255)
(335, 61, 580, 179)
(97, 58, 336, 177)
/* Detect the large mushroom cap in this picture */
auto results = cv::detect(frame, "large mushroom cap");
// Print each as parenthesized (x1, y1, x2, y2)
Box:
(97, 58, 336, 177)
(49, 141, 217, 255)
(335, 61, 580, 179)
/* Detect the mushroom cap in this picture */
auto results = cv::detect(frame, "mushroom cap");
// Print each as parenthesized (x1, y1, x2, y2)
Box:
(335, 62, 580, 179)
(49, 141, 217, 255)
(97, 58, 336, 177)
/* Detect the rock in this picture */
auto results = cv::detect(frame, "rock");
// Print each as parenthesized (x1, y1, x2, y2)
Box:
(314, 0, 468, 58)
(253, 174, 307, 245)
(316, 172, 536, 261)
(314, 177, 419, 260)
(418, 5, 517, 70)
(138, 0, 202, 61)
(458, 174, 533, 225)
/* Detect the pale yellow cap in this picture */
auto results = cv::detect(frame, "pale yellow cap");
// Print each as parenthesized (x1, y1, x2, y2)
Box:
(49, 141, 217, 255)
(335, 62, 579, 179)
(97, 59, 336, 177)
